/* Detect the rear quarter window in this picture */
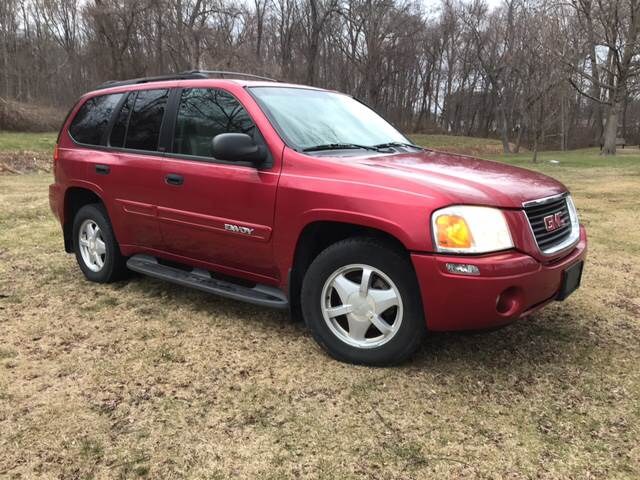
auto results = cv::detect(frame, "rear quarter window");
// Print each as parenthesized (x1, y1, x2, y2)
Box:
(68, 93, 123, 145)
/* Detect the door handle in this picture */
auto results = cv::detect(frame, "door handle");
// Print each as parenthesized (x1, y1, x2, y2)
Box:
(95, 164, 110, 175)
(165, 173, 184, 186)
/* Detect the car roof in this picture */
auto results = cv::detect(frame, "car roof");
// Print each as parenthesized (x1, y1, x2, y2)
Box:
(85, 77, 325, 98)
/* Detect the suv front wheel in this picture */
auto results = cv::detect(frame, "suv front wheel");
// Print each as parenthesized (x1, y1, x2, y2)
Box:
(301, 238, 425, 365)
(72, 204, 128, 283)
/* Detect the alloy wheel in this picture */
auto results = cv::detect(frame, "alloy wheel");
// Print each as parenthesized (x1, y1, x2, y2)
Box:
(321, 264, 403, 348)
(78, 219, 106, 272)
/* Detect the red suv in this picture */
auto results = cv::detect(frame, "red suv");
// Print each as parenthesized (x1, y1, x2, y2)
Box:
(49, 71, 587, 365)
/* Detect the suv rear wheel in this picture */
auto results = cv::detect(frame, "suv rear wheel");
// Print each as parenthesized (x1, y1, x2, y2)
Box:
(72, 204, 128, 283)
(301, 238, 425, 365)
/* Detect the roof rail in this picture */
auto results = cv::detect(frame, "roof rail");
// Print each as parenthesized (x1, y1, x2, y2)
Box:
(95, 71, 208, 90)
(95, 70, 278, 91)
(181, 70, 279, 82)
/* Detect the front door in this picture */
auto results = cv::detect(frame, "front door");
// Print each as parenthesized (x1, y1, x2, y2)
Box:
(157, 87, 280, 282)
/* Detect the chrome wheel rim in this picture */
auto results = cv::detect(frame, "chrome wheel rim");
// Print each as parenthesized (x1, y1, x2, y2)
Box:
(78, 219, 106, 272)
(321, 264, 403, 349)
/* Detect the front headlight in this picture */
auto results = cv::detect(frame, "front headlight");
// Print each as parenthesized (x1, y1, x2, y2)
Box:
(431, 206, 514, 254)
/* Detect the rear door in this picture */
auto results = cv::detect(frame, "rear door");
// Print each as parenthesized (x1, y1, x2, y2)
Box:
(89, 89, 170, 250)
(157, 87, 280, 282)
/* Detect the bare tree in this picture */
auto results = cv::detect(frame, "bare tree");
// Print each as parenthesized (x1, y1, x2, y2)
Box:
(2, 0, 640, 154)
(568, 0, 640, 154)
(301, 0, 338, 85)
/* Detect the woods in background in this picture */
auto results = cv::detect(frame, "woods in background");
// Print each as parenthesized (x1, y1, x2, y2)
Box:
(1, 0, 639, 154)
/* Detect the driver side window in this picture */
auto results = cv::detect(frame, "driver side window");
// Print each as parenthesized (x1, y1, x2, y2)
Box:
(172, 88, 255, 158)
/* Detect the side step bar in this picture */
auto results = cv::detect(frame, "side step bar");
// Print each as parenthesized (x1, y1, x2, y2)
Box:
(126, 255, 289, 310)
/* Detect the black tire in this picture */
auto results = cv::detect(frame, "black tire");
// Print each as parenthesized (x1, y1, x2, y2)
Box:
(301, 237, 426, 366)
(72, 203, 128, 283)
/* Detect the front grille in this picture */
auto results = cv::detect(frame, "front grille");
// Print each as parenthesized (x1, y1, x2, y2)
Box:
(524, 195, 572, 252)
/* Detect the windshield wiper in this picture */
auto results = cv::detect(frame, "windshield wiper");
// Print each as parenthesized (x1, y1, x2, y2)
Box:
(373, 141, 422, 150)
(302, 143, 382, 153)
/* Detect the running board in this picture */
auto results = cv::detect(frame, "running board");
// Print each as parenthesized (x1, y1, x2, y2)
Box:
(126, 255, 288, 309)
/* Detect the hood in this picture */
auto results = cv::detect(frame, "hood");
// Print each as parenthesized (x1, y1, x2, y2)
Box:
(354, 149, 567, 208)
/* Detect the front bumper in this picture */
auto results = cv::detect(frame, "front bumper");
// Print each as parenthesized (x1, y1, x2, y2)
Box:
(411, 226, 587, 331)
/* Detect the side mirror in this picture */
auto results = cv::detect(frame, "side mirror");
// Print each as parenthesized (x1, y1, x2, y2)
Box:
(212, 133, 267, 165)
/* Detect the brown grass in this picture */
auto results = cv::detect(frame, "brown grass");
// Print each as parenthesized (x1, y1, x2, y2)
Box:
(410, 134, 526, 156)
(0, 131, 56, 174)
(0, 151, 52, 174)
(1, 161, 639, 478)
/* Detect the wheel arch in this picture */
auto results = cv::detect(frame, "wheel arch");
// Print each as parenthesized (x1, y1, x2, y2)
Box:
(288, 220, 412, 322)
(62, 186, 105, 253)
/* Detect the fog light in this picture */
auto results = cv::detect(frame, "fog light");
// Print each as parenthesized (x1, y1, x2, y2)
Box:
(445, 263, 480, 276)
(496, 287, 522, 315)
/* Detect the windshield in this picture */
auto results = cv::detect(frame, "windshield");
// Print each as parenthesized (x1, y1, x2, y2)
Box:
(249, 87, 410, 152)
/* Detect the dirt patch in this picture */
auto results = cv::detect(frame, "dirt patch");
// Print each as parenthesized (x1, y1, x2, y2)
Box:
(0, 151, 52, 174)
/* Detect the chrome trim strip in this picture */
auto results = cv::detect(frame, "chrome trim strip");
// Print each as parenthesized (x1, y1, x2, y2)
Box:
(521, 191, 568, 208)
(522, 193, 580, 257)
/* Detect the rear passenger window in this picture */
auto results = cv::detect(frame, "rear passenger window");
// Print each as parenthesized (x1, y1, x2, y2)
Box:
(173, 88, 255, 158)
(109, 92, 134, 147)
(69, 93, 123, 145)
(125, 89, 169, 151)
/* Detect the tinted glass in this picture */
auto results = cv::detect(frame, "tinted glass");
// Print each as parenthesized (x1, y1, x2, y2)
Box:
(125, 89, 169, 151)
(173, 88, 255, 157)
(109, 92, 134, 147)
(250, 87, 407, 150)
(69, 93, 123, 145)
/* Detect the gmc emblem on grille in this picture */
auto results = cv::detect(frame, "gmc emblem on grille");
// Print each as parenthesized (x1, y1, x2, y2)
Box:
(543, 212, 565, 232)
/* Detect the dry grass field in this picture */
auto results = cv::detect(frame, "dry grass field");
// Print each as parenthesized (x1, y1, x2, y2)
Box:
(1, 140, 639, 479)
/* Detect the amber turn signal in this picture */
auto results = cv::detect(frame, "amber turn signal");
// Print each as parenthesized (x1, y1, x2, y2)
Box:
(435, 214, 474, 249)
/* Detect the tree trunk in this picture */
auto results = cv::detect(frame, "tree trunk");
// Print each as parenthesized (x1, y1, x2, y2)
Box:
(622, 92, 628, 142)
(255, 0, 264, 61)
(2, 28, 8, 98)
(499, 103, 510, 154)
(514, 125, 523, 153)
(155, 8, 164, 74)
(306, 36, 319, 85)
(532, 115, 540, 163)
(601, 102, 619, 155)
(305, 0, 319, 85)
(560, 94, 566, 151)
